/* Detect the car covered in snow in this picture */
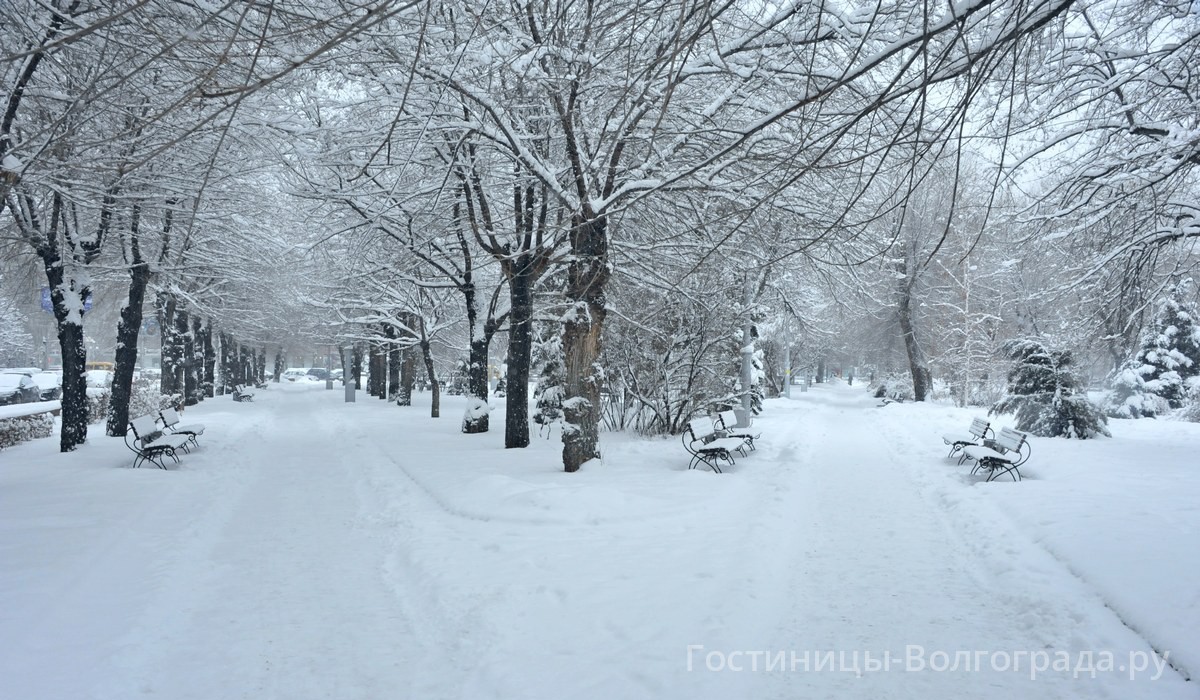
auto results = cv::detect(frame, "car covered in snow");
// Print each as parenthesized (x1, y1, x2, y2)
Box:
(29, 371, 63, 401)
(282, 368, 310, 382)
(0, 372, 41, 405)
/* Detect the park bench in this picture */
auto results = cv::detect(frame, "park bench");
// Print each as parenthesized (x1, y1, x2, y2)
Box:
(715, 410, 759, 452)
(682, 417, 751, 473)
(159, 406, 204, 449)
(125, 414, 192, 469)
(232, 384, 255, 402)
(961, 426, 1031, 482)
(942, 417, 993, 459)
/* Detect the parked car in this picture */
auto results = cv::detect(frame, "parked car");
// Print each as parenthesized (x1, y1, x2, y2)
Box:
(0, 373, 41, 405)
(29, 371, 63, 401)
(306, 367, 329, 381)
(85, 369, 114, 388)
(282, 368, 309, 382)
(331, 369, 344, 381)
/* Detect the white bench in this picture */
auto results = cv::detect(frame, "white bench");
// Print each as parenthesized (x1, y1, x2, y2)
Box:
(714, 410, 758, 452)
(232, 384, 255, 402)
(125, 414, 192, 469)
(943, 417, 993, 460)
(961, 426, 1030, 482)
(159, 407, 204, 449)
(682, 417, 750, 473)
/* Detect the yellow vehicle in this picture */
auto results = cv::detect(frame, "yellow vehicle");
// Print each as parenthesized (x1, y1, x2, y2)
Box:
(85, 361, 115, 371)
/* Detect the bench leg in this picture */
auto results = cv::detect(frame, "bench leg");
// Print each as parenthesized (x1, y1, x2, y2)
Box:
(690, 452, 723, 474)
(985, 462, 1021, 482)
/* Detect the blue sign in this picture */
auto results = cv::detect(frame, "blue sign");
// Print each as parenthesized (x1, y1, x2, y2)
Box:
(40, 286, 92, 314)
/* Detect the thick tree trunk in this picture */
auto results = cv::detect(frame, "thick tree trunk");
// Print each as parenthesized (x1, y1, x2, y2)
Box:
(399, 347, 416, 405)
(561, 216, 609, 472)
(420, 338, 439, 418)
(463, 336, 491, 433)
(369, 340, 385, 398)
(158, 293, 178, 396)
(273, 349, 284, 382)
(44, 256, 89, 451)
(386, 326, 401, 401)
(898, 289, 931, 401)
(58, 320, 89, 451)
(183, 312, 198, 406)
(352, 344, 363, 390)
(504, 254, 535, 448)
(202, 320, 215, 397)
(107, 261, 150, 436)
(257, 347, 267, 384)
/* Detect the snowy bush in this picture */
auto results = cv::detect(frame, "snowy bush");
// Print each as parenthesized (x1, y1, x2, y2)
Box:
(128, 379, 171, 418)
(0, 412, 54, 450)
(991, 339, 1110, 439)
(461, 397, 491, 434)
(1181, 378, 1200, 423)
(871, 373, 915, 402)
(531, 326, 565, 434)
(1104, 281, 1200, 418)
(86, 389, 110, 425)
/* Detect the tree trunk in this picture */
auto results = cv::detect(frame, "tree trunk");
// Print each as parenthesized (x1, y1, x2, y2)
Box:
(898, 289, 932, 401)
(273, 349, 284, 382)
(352, 344, 363, 390)
(43, 254, 89, 451)
(175, 307, 194, 405)
(561, 216, 609, 472)
(420, 337, 439, 418)
(183, 313, 198, 406)
(202, 320, 215, 397)
(463, 336, 491, 433)
(399, 347, 416, 405)
(504, 254, 535, 448)
(386, 325, 401, 401)
(107, 261, 150, 436)
(158, 293, 178, 396)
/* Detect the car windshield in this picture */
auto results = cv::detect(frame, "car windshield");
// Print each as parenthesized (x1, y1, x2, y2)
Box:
(0, 374, 22, 389)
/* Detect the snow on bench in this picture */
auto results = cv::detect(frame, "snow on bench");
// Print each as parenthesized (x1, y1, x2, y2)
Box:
(159, 407, 204, 450)
(683, 417, 751, 473)
(942, 417, 993, 460)
(961, 426, 1031, 482)
(125, 414, 192, 469)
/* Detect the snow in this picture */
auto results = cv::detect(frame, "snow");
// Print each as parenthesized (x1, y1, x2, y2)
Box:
(0, 400, 59, 420)
(1, 381, 1197, 698)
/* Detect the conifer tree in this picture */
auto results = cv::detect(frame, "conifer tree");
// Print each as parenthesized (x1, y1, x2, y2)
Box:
(1105, 280, 1200, 417)
(992, 339, 1110, 439)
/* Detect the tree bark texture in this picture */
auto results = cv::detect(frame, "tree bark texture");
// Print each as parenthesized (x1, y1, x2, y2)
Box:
(504, 253, 536, 448)
(561, 216, 609, 472)
(106, 259, 150, 436)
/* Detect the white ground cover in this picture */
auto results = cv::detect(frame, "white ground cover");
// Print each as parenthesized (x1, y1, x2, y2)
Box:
(1, 381, 1196, 699)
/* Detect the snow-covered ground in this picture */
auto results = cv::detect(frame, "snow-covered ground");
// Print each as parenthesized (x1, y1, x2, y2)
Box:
(1, 381, 1197, 699)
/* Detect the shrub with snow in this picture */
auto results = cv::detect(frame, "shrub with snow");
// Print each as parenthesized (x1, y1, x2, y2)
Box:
(871, 373, 915, 402)
(992, 339, 1110, 439)
(0, 412, 54, 450)
(1104, 280, 1200, 418)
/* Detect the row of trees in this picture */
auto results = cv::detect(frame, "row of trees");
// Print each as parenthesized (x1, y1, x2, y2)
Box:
(3, 1, 1198, 464)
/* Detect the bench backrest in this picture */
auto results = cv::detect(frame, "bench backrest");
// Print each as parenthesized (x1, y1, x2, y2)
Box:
(969, 417, 991, 439)
(687, 418, 717, 442)
(129, 414, 161, 442)
(994, 427, 1026, 453)
(717, 410, 740, 432)
(161, 407, 181, 428)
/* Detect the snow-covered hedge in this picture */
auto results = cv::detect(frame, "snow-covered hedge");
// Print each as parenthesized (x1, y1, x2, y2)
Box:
(871, 374, 915, 402)
(0, 412, 54, 450)
(86, 389, 110, 425)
